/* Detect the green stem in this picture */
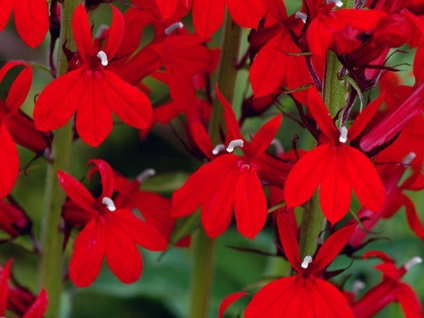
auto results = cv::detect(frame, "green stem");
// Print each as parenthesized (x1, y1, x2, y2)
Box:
(38, 0, 80, 316)
(188, 12, 242, 318)
(323, 50, 346, 118)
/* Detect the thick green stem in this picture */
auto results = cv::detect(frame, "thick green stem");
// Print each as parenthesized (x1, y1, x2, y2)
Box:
(323, 50, 347, 118)
(38, 0, 80, 316)
(188, 12, 242, 318)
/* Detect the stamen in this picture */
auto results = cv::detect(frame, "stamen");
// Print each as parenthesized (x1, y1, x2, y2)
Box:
(212, 144, 226, 155)
(404, 256, 422, 271)
(339, 126, 348, 143)
(352, 280, 365, 294)
(136, 168, 156, 183)
(165, 22, 184, 35)
(295, 12, 307, 23)
(301, 255, 313, 269)
(102, 197, 116, 211)
(97, 50, 108, 66)
(402, 152, 416, 165)
(326, 0, 343, 7)
(271, 139, 284, 155)
(226, 139, 244, 153)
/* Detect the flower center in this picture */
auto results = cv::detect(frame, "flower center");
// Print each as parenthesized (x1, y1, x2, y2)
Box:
(97, 50, 108, 67)
(226, 139, 244, 153)
(339, 126, 348, 143)
(102, 197, 116, 211)
(301, 255, 313, 269)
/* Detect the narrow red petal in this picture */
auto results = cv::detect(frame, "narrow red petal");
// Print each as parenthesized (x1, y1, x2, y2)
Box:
(344, 147, 385, 212)
(0, 125, 19, 198)
(57, 170, 96, 212)
(277, 213, 302, 271)
(0, 1, 13, 32)
(284, 145, 331, 208)
(192, 0, 225, 37)
(0, 260, 12, 315)
(234, 168, 268, 239)
(105, 219, 143, 284)
(6, 66, 32, 115)
(226, 0, 265, 29)
(102, 5, 124, 58)
(69, 217, 106, 287)
(88, 159, 115, 198)
(72, 5, 95, 61)
(248, 114, 282, 158)
(398, 283, 424, 318)
(14, 0, 49, 48)
(216, 85, 243, 142)
(319, 146, 352, 223)
(22, 288, 48, 318)
(218, 292, 249, 318)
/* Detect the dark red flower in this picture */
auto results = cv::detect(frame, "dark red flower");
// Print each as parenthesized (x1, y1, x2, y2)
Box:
(285, 88, 386, 223)
(34, 4, 152, 147)
(58, 160, 167, 287)
(244, 217, 355, 318)
(0, 0, 49, 48)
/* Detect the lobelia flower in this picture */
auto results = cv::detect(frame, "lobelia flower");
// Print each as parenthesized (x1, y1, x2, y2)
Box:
(285, 88, 386, 223)
(0, 0, 49, 48)
(58, 160, 167, 287)
(172, 87, 284, 239)
(34, 4, 152, 147)
(244, 215, 355, 318)
(0, 260, 48, 318)
(352, 251, 424, 318)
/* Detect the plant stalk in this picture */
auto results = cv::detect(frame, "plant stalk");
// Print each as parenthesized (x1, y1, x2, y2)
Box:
(188, 11, 242, 318)
(38, 0, 80, 316)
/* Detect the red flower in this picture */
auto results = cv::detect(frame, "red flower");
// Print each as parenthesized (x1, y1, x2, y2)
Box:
(285, 88, 386, 223)
(352, 251, 423, 318)
(245, 217, 355, 318)
(34, 4, 152, 147)
(58, 160, 167, 287)
(172, 88, 283, 239)
(0, 0, 49, 48)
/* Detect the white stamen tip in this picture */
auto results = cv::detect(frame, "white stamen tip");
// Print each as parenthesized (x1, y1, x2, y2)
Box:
(326, 0, 343, 7)
(226, 139, 244, 153)
(102, 197, 116, 211)
(97, 50, 108, 66)
(271, 139, 284, 155)
(165, 22, 184, 35)
(136, 168, 156, 183)
(212, 144, 226, 155)
(295, 12, 307, 23)
(301, 255, 313, 269)
(352, 280, 366, 294)
(339, 126, 348, 143)
(404, 256, 422, 271)
(402, 152, 416, 165)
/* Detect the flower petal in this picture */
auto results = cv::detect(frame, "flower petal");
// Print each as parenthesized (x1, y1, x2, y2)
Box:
(72, 5, 94, 61)
(0, 1, 13, 32)
(248, 114, 282, 158)
(105, 219, 143, 284)
(218, 292, 249, 318)
(22, 288, 48, 318)
(234, 167, 268, 239)
(226, 0, 265, 30)
(0, 124, 19, 198)
(5, 66, 32, 116)
(0, 260, 12, 315)
(69, 217, 106, 287)
(57, 170, 95, 212)
(88, 159, 115, 198)
(192, 0, 225, 37)
(102, 5, 124, 58)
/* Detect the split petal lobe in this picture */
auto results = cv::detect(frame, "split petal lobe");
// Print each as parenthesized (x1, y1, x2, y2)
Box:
(0, 260, 12, 315)
(34, 69, 84, 132)
(105, 221, 143, 284)
(69, 218, 106, 287)
(307, 88, 338, 140)
(234, 168, 268, 239)
(344, 147, 385, 212)
(0, 61, 27, 83)
(72, 5, 95, 61)
(314, 223, 356, 271)
(398, 284, 424, 318)
(102, 5, 125, 58)
(0, 125, 19, 198)
(285, 145, 331, 208)
(192, 0, 225, 37)
(0, 1, 13, 32)
(218, 292, 249, 318)
(75, 71, 113, 147)
(6, 66, 32, 115)
(348, 93, 385, 141)
(22, 288, 48, 318)
(277, 215, 301, 271)
(216, 85, 242, 141)
(88, 159, 115, 198)
(319, 146, 352, 223)
(401, 193, 424, 240)
(57, 171, 96, 211)
(112, 209, 167, 251)
(14, 0, 49, 48)
(102, 70, 152, 130)
(249, 114, 282, 158)
(226, 0, 265, 30)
